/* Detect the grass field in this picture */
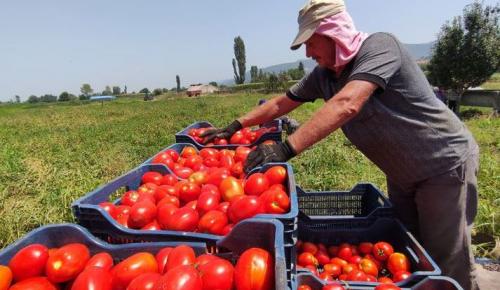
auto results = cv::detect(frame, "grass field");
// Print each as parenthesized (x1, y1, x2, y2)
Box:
(0, 93, 498, 257)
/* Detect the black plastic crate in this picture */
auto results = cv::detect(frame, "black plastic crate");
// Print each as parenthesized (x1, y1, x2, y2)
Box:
(297, 183, 393, 219)
(175, 120, 283, 149)
(295, 273, 463, 290)
(72, 162, 298, 246)
(0, 219, 289, 290)
(294, 217, 441, 287)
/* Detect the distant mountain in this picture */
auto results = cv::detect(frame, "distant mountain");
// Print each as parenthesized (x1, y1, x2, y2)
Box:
(220, 41, 434, 85)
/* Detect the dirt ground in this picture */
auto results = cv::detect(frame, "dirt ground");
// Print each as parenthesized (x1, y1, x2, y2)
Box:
(476, 264, 500, 290)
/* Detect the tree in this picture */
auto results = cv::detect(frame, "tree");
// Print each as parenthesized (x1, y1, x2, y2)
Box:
(102, 86, 112, 95)
(80, 84, 93, 96)
(176, 75, 181, 93)
(139, 88, 150, 94)
(153, 88, 163, 96)
(27, 95, 39, 103)
(232, 36, 246, 84)
(209, 81, 218, 87)
(123, 85, 127, 94)
(40, 94, 57, 102)
(250, 66, 259, 83)
(78, 94, 89, 101)
(15, 95, 20, 103)
(58, 91, 71, 102)
(112, 86, 121, 95)
(428, 1, 500, 98)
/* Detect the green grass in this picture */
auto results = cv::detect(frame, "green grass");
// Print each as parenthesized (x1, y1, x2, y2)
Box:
(0, 94, 498, 257)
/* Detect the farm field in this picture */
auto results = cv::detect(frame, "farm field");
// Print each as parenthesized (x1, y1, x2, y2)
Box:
(0, 93, 498, 257)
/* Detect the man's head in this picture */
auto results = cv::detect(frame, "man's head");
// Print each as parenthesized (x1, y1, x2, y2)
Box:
(305, 33, 336, 69)
(290, 0, 345, 50)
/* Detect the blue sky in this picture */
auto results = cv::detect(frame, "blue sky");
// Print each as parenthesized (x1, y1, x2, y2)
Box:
(0, 0, 497, 101)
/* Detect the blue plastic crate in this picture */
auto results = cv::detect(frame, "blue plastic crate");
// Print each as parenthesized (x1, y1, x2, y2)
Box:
(295, 273, 463, 290)
(0, 219, 289, 290)
(297, 183, 393, 220)
(72, 162, 298, 246)
(175, 120, 283, 149)
(294, 217, 441, 288)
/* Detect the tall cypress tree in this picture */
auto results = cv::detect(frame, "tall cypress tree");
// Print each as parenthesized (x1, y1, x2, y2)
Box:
(176, 75, 181, 92)
(232, 36, 246, 84)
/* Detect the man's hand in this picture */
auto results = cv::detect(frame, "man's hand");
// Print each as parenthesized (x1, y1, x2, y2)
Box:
(199, 120, 242, 144)
(244, 140, 297, 173)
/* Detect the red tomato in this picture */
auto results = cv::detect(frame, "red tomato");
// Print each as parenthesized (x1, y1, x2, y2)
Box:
(184, 155, 203, 170)
(330, 257, 347, 267)
(219, 176, 244, 202)
(86, 252, 113, 271)
(199, 148, 219, 159)
(9, 277, 57, 290)
(348, 255, 362, 265)
(99, 202, 117, 219)
(372, 242, 394, 261)
(111, 252, 158, 290)
(323, 263, 341, 278)
(138, 183, 158, 196)
(203, 156, 220, 167)
(46, 243, 90, 283)
(392, 270, 411, 283)
(319, 272, 333, 281)
(363, 254, 383, 270)
(155, 247, 172, 274)
(234, 146, 252, 162)
(177, 181, 201, 203)
(234, 248, 274, 290)
(196, 191, 220, 215)
(375, 284, 402, 290)
(180, 146, 197, 158)
(219, 155, 235, 170)
(346, 269, 367, 281)
(302, 242, 318, 254)
(387, 253, 410, 275)
(315, 251, 331, 266)
(206, 168, 231, 187)
(128, 201, 157, 229)
(173, 167, 193, 179)
(165, 245, 196, 273)
(322, 283, 346, 290)
(221, 224, 234, 235)
(187, 171, 208, 186)
(154, 265, 201, 290)
(231, 162, 244, 178)
(244, 173, 270, 196)
(0, 265, 12, 290)
(217, 201, 230, 214)
(157, 195, 180, 208)
(121, 190, 142, 207)
(358, 242, 373, 255)
(198, 210, 228, 235)
(164, 149, 179, 162)
(341, 264, 358, 276)
(230, 131, 245, 144)
(298, 286, 312, 290)
(8, 244, 49, 281)
(126, 273, 161, 290)
(263, 166, 287, 185)
(156, 203, 178, 229)
(165, 207, 199, 231)
(259, 189, 290, 214)
(215, 138, 228, 145)
(71, 266, 112, 290)
(195, 254, 218, 267)
(359, 258, 378, 277)
(141, 172, 163, 186)
(228, 195, 262, 223)
(160, 174, 177, 186)
(337, 246, 353, 261)
(198, 258, 234, 290)
(378, 277, 394, 283)
(141, 220, 161, 231)
(297, 252, 318, 267)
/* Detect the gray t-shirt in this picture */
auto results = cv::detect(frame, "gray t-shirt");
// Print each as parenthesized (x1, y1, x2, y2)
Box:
(288, 32, 477, 185)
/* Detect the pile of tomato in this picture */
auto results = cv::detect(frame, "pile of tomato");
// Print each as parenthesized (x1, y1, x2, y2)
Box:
(296, 240, 411, 285)
(187, 126, 277, 145)
(99, 148, 290, 235)
(298, 282, 402, 290)
(1, 243, 275, 290)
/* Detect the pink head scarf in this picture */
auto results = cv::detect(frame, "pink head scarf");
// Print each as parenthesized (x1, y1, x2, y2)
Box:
(314, 10, 368, 68)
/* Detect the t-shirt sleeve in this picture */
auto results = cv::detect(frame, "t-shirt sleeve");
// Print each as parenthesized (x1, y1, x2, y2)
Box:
(287, 66, 329, 102)
(348, 33, 402, 90)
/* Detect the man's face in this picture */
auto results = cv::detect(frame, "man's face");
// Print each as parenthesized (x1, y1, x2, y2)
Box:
(305, 33, 336, 70)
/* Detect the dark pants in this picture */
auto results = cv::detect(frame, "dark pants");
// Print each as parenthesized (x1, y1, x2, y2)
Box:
(387, 150, 479, 290)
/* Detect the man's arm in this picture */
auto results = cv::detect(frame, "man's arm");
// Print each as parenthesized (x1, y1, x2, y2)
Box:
(237, 95, 303, 127)
(287, 80, 378, 154)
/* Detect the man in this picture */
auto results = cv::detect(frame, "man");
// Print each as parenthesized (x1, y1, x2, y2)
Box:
(201, 1, 479, 288)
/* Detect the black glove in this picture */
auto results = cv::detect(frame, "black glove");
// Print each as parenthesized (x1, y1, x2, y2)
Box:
(244, 140, 297, 173)
(199, 120, 243, 144)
